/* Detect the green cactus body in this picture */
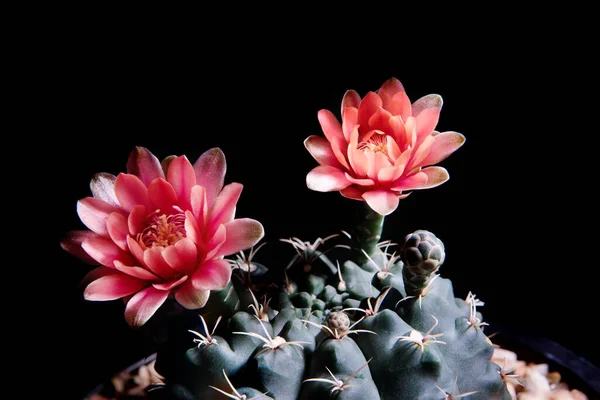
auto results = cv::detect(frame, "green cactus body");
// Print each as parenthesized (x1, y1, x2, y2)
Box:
(149, 230, 510, 400)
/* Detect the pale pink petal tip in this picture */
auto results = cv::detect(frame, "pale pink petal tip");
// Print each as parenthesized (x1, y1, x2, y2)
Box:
(124, 286, 170, 328)
(362, 190, 400, 216)
(306, 166, 350, 192)
(127, 146, 165, 186)
(193, 147, 226, 207)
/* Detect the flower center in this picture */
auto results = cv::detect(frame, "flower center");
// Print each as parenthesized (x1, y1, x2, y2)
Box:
(139, 211, 186, 248)
(357, 132, 388, 155)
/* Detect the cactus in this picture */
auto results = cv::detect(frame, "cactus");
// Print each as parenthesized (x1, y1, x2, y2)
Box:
(146, 221, 510, 400)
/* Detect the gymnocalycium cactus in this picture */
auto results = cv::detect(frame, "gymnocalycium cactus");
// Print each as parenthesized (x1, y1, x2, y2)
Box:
(63, 78, 511, 399)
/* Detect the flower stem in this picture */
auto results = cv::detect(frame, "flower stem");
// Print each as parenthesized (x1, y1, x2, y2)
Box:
(349, 202, 385, 265)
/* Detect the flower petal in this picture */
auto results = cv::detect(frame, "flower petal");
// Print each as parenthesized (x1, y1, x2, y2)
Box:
(318, 109, 344, 143)
(127, 236, 147, 266)
(114, 260, 160, 281)
(357, 92, 383, 135)
(205, 224, 226, 260)
(61, 230, 100, 264)
(153, 275, 188, 291)
(389, 91, 412, 121)
(114, 173, 150, 213)
(161, 238, 198, 275)
(184, 210, 202, 245)
(106, 212, 129, 251)
(412, 94, 443, 142)
(406, 135, 436, 171)
(128, 205, 147, 236)
(340, 185, 365, 200)
(362, 190, 400, 216)
(378, 78, 407, 111)
(175, 280, 210, 309)
(147, 178, 178, 213)
(127, 147, 165, 186)
(216, 218, 264, 257)
(208, 183, 243, 234)
(193, 148, 226, 208)
(420, 131, 466, 166)
(77, 197, 122, 236)
(344, 172, 375, 187)
(90, 173, 119, 207)
(304, 135, 342, 168)
(418, 166, 450, 189)
(190, 185, 207, 226)
(125, 286, 170, 328)
(306, 166, 351, 192)
(84, 270, 147, 301)
(143, 247, 179, 280)
(391, 171, 429, 191)
(191, 259, 232, 291)
(377, 166, 403, 184)
(167, 155, 196, 211)
(82, 237, 135, 268)
(341, 90, 361, 114)
(341, 106, 358, 143)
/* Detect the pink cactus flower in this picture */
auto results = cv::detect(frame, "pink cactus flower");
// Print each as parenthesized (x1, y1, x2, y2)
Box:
(61, 147, 264, 328)
(305, 78, 465, 215)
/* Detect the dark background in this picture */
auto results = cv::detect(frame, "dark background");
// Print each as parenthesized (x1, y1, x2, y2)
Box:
(35, 26, 597, 398)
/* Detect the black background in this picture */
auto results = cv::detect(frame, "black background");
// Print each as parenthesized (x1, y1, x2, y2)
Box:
(33, 23, 598, 399)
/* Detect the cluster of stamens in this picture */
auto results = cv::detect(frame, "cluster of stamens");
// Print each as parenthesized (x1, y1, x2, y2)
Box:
(138, 210, 186, 248)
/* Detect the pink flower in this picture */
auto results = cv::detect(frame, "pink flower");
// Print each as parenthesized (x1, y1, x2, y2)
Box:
(305, 78, 465, 215)
(61, 147, 264, 328)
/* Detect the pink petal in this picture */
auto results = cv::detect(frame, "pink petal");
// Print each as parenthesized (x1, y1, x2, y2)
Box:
(377, 166, 403, 184)
(106, 212, 129, 251)
(90, 173, 119, 207)
(341, 90, 361, 114)
(340, 185, 366, 200)
(377, 78, 405, 108)
(344, 172, 375, 187)
(417, 166, 450, 189)
(386, 135, 402, 161)
(318, 109, 344, 143)
(362, 190, 400, 216)
(82, 237, 135, 268)
(366, 152, 390, 181)
(147, 178, 178, 213)
(84, 270, 147, 301)
(420, 131, 466, 166)
(348, 135, 369, 177)
(357, 92, 383, 135)
(193, 148, 226, 208)
(216, 218, 264, 257)
(389, 91, 412, 121)
(161, 155, 176, 176)
(208, 183, 243, 234)
(175, 280, 210, 309)
(190, 185, 208, 226)
(391, 171, 429, 191)
(318, 110, 351, 169)
(124, 286, 170, 328)
(77, 197, 122, 236)
(341, 107, 358, 143)
(61, 230, 100, 264)
(368, 107, 395, 134)
(184, 210, 202, 245)
(404, 116, 418, 149)
(114, 173, 150, 213)
(127, 236, 147, 266)
(128, 205, 147, 236)
(191, 258, 232, 291)
(114, 260, 160, 281)
(80, 266, 115, 288)
(389, 116, 408, 149)
(205, 224, 226, 260)
(306, 165, 351, 192)
(406, 135, 436, 172)
(153, 275, 188, 291)
(127, 146, 165, 186)
(161, 238, 198, 275)
(304, 135, 342, 168)
(412, 94, 443, 142)
(393, 149, 412, 175)
(143, 247, 179, 280)
(167, 155, 196, 211)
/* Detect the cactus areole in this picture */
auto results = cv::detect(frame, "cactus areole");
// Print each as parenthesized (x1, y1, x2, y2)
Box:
(63, 78, 510, 399)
